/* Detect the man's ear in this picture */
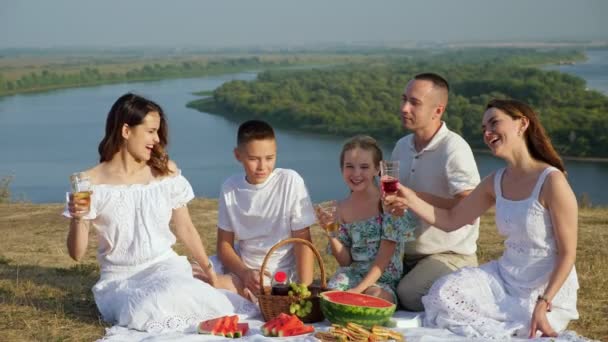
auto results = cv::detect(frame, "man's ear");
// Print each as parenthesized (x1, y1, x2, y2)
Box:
(433, 104, 445, 119)
(121, 123, 130, 140)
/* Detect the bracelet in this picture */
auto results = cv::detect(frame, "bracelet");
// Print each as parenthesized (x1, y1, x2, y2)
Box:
(205, 261, 214, 271)
(536, 295, 552, 312)
(192, 260, 214, 271)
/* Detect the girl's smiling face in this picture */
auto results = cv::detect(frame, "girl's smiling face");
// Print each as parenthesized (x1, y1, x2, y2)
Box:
(341, 147, 379, 193)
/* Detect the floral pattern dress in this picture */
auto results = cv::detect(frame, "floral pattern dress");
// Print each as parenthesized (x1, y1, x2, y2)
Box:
(328, 212, 417, 302)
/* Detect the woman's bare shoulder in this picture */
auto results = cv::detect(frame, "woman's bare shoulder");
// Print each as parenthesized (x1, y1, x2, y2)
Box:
(80, 164, 103, 182)
(167, 160, 179, 174)
(85, 162, 135, 185)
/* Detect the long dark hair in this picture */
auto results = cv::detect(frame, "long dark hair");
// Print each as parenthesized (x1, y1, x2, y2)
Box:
(486, 99, 565, 173)
(98, 93, 170, 176)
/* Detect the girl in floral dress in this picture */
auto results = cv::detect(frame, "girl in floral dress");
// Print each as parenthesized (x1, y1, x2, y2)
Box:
(319, 135, 416, 303)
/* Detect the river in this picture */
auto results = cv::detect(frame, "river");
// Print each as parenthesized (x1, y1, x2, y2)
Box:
(1, 50, 607, 205)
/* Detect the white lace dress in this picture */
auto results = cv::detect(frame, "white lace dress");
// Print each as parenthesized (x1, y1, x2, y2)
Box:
(422, 167, 579, 339)
(63, 171, 258, 333)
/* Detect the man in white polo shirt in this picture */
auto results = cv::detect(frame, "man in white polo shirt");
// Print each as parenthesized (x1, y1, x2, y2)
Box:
(391, 73, 480, 311)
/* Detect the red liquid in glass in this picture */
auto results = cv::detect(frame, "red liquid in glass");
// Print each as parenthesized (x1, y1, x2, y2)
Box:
(381, 179, 399, 193)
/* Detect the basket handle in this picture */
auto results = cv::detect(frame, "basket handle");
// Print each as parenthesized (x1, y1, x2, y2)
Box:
(259, 237, 327, 295)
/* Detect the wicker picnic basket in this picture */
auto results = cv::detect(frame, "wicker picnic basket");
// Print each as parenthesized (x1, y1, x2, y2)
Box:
(257, 237, 327, 323)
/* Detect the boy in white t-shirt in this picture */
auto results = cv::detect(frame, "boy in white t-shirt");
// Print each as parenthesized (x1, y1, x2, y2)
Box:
(215, 120, 316, 301)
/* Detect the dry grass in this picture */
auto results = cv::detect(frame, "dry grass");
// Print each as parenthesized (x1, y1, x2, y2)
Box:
(0, 200, 606, 341)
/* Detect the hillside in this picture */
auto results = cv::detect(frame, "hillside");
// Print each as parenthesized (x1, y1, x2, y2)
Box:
(0, 200, 606, 341)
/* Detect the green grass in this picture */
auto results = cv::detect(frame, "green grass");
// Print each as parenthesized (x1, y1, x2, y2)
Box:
(0, 200, 606, 341)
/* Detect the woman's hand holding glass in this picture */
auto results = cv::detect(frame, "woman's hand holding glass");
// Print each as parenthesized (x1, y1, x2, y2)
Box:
(383, 183, 415, 216)
(68, 172, 92, 219)
(315, 200, 339, 238)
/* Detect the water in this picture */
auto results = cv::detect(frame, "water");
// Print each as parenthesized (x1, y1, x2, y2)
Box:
(1, 51, 608, 205)
(545, 48, 608, 95)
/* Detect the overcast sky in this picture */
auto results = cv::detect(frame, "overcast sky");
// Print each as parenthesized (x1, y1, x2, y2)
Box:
(1, 0, 606, 48)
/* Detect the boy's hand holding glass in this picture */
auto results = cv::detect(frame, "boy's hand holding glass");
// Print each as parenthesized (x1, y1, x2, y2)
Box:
(315, 200, 339, 238)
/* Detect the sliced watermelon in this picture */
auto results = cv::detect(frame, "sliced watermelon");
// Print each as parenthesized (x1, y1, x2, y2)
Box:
(272, 314, 303, 336)
(233, 323, 249, 338)
(197, 316, 225, 335)
(262, 313, 292, 336)
(278, 324, 314, 337)
(231, 315, 239, 336)
(199, 315, 248, 338)
(224, 315, 239, 338)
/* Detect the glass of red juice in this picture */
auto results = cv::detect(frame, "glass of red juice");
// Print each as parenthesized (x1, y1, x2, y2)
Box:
(380, 160, 400, 194)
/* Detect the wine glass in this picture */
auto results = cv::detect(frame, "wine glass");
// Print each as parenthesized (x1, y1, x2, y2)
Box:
(380, 160, 400, 194)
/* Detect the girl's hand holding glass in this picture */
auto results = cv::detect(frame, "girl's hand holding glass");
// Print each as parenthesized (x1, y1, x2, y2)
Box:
(314, 200, 339, 238)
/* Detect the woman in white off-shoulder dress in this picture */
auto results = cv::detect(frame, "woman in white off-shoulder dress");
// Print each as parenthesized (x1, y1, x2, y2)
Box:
(385, 99, 578, 339)
(64, 93, 257, 333)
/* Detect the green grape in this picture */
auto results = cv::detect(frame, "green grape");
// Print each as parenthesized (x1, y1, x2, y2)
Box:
(288, 290, 294, 297)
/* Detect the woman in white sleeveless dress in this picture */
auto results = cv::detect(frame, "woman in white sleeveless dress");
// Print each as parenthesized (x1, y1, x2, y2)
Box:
(385, 99, 578, 339)
(64, 93, 258, 332)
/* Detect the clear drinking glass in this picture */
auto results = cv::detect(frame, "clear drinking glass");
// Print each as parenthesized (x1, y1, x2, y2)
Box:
(380, 160, 400, 194)
(70, 172, 92, 214)
(314, 200, 339, 237)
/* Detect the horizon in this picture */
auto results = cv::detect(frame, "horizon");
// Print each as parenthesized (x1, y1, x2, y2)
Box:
(1, 0, 607, 49)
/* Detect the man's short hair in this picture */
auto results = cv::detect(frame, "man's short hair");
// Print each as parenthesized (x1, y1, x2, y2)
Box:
(237, 120, 276, 146)
(414, 72, 450, 93)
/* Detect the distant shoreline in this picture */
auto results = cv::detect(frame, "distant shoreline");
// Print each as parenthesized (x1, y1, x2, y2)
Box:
(192, 97, 608, 164)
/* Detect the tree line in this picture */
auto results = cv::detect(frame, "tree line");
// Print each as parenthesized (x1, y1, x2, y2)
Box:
(189, 48, 608, 158)
(0, 57, 317, 97)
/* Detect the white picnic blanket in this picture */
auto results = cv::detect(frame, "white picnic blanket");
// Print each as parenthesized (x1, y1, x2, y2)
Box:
(98, 311, 596, 342)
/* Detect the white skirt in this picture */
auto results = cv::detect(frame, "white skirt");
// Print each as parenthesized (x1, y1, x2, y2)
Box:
(422, 261, 579, 339)
(93, 251, 259, 332)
